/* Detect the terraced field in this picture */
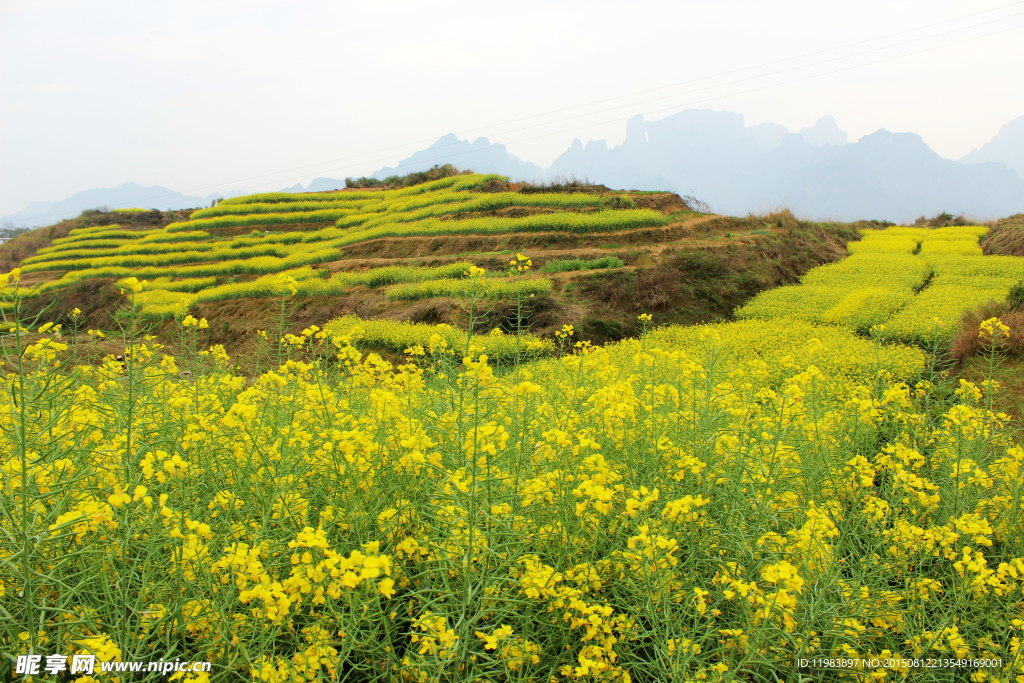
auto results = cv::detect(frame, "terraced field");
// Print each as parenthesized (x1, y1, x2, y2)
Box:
(10, 173, 870, 360)
(737, 224, 1021, 346)
(15, 174, 666, 315)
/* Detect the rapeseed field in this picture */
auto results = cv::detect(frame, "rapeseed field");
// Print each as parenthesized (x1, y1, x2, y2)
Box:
(14, 174, 662, 319)
(3, 247, 1024, 682)
(738, 225, 1024, 347)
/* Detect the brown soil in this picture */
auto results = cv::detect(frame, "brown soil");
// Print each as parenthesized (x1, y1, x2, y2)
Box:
(334, 215, 716, 261)
(18, 278, 123, 330)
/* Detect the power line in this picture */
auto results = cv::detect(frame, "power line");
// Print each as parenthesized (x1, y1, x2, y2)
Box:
(436, 11, 1024, 155)
(253, 20, 1024, 184)
(448, 0, 1024, 133)
(192, 1, 1024, 194)
(15, 5, 1024, 221)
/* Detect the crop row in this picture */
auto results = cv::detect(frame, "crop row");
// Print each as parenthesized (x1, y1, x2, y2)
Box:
(166, 207, 362, 232)
(33, 248, 343, 296)
(919, 240, 983, 255)
(55, 227, 163, 245)
(333, 193, 620, 232)
(800, 253, 931, 291)
(885, 284, 1011, 346)
(28, 230, 321, 266)
(873, 225, 989, 238)
(190, 198, 384, 218)
(925, 254, 1024, 279)
(36, 239, 147, 255)
(327, 210, 669, 247)
(133, 263, 479, 317)
(180, 191, 627, 234)
(136, 276, 219, 293)
(385, 277, 553, 301)
(624, 317, 925, 383)
(737, 253, 928, 333)
(847, 226, 987, 256)
(885, 255, 1024, 345)
(330, 262, 473, 289)
(189, 188, 473, 220)
(324, 314, 552, 363)
(218, 173, 500, 205)
(23, 240, 221, 267)
(539, 255, 624, 273)
(22, 243, 295, 273)
(133, 268, 327, 317)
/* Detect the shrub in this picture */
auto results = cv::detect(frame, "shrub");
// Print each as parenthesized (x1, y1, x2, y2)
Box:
(344, 163, 467, 189)
(1009, 281, 1024, 311)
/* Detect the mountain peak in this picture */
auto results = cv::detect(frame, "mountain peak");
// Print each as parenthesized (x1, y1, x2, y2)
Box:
(798, 116, 848, 146)
(371, 134, 543, 182)
(960, 114, 1024, 176)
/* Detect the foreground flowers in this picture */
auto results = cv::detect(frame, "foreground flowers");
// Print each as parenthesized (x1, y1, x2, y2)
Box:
(2, 308, 1023, 682)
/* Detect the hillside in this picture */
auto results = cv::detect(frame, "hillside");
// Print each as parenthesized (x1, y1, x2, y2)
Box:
(0, 170, 864, 363)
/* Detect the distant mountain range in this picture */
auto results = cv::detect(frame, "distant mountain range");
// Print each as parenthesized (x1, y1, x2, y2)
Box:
(0, 183, 239, 229)
(4, 109, 1023, 227)
(959, 114, 1024, 176)
(361, 110, 1024, 222)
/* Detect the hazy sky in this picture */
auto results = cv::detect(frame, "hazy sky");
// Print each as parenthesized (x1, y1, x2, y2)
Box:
(1, 0, 1023, 216)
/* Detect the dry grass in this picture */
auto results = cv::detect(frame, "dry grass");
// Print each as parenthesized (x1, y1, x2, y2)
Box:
(951, 299, 1024, 361)
(982, 214, 1024, 256)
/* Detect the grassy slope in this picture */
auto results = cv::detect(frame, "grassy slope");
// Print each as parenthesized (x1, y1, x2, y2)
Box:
(982, 213, 1024, 255)
(2, 209, 194, 329)
(11, 207, 861, 366)
(0, 174, 912, 369)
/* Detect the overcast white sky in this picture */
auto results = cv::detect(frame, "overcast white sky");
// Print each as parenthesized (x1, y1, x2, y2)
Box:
(1, 0, 1022, 216)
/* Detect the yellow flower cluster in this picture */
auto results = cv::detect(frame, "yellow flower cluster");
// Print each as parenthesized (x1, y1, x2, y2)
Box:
(4, 281, 1023, 681)
(509, 252, 532, 274)
(324, 314, 552, 364)
(738, 253, 931, 332)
